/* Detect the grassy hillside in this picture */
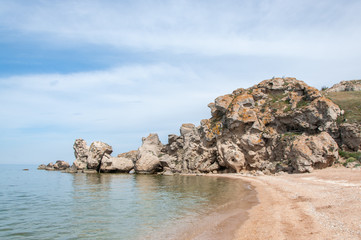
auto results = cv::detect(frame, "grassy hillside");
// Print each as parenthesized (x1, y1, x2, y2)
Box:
(324, 91, 361, 124)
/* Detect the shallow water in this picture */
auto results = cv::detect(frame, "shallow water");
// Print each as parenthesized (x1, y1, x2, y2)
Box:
(0, 165, 255, 240)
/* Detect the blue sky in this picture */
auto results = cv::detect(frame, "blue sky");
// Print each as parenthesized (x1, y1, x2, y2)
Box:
(1, 0, 361, 164)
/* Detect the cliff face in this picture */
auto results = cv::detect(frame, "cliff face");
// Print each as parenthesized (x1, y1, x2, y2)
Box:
(71, 77, 359, 174)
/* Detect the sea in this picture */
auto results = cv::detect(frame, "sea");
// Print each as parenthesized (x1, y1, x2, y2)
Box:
(0, 164, 256, 240)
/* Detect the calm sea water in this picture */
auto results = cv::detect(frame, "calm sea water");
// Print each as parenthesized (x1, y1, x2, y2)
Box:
(0, 164, 255, 240)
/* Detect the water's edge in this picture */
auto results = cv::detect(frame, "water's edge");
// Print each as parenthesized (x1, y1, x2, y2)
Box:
(176, 174, 259, 240)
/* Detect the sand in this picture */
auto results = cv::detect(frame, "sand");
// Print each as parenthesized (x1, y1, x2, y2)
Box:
(226, 167, 361, 240)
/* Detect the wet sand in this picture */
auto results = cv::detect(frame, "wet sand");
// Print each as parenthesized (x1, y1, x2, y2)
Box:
(174, 175, 258, 240)
(225, 167, 361, 240)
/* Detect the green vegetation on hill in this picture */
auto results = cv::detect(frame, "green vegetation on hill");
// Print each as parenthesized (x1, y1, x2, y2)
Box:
(325, 91, 361, 123)
(339, 150, 361, 160)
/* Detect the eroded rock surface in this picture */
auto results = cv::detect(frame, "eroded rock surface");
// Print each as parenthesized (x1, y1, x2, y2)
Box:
(289, 132, 339, 173)
(37, 164, 46, 170)
(159, 77, 342, 174)
(339, 123, 361, 151)
(73, 139, 89, 170)
(135, 134, 163, 173)
(100, 154, 134, 173)
(87, 141, 113, 170)
(39, 160, 70, 171)
(117, 150, 138, 162)
(53, 160, 70, 170)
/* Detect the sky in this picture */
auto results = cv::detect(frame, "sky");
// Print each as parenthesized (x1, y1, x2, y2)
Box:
(1, 0, 361, 164)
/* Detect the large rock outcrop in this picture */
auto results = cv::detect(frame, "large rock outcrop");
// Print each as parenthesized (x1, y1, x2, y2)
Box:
(159, 77, 341, 173)
(68, 77, 355, 175)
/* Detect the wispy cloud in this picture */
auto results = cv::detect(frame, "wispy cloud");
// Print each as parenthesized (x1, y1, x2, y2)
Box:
(1, 0, 361, 58)
(0, 63, 246, 138)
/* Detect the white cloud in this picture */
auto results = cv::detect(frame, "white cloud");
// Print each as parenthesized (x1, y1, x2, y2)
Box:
(0, 63, 240, 133)
(1, 0, 361, 58)
(0, 62, 254, 163)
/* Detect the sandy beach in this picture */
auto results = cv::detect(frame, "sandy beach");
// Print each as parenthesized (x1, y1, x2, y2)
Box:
(225, 167, 361, 240)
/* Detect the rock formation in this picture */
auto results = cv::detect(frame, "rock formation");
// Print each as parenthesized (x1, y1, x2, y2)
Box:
(326, 80, 361, 92)
(339, 123, 361, 151)
(53, 160, 70, 170)
(73, 139, 89, 170)
(37, 164, 46, 170)
(87, 141, 113, 170)
(70, 139, 136, 173)
(156, 77, 341, 174)
(38, 160, 70, 171)
(324, 79, 361, 151)
(45, 77, 360, 174)
(100, 154, 134, 173)
(288, 132, 339, 173)
(117, 150, 138, 162)
(135, 134, 163, 173)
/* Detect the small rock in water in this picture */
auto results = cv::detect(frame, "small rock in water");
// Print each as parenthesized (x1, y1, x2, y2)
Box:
(37, 164, 46, 170)
(23, 169, 29, 171)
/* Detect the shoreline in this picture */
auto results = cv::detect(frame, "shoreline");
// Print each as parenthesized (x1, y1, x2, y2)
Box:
(216, 167, 361, 240)
(172, 174, 258, 240)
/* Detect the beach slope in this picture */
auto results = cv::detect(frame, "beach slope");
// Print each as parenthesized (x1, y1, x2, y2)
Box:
(233, 168, 361, 240)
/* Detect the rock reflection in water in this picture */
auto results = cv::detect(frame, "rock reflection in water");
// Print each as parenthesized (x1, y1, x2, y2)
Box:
(36, 172, 252, 240)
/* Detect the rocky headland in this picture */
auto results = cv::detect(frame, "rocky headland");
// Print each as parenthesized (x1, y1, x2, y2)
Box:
(39, 77, 361, 175)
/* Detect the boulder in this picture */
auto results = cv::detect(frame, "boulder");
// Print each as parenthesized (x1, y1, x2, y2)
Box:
(100, 154, 134, 173)
(53, 160, 70, 170)
(134, 134, 163, 173)
(73, 139, 89, 170)
(289, 132, 339, 173)
(45, 162, 55, 171)
(63, 164, 78, 173)
(37, 164, 46, 170)
(87, 141, 113, 170)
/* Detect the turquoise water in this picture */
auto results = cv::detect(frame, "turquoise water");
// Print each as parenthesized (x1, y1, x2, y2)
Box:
(0, 165, 254, 240)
